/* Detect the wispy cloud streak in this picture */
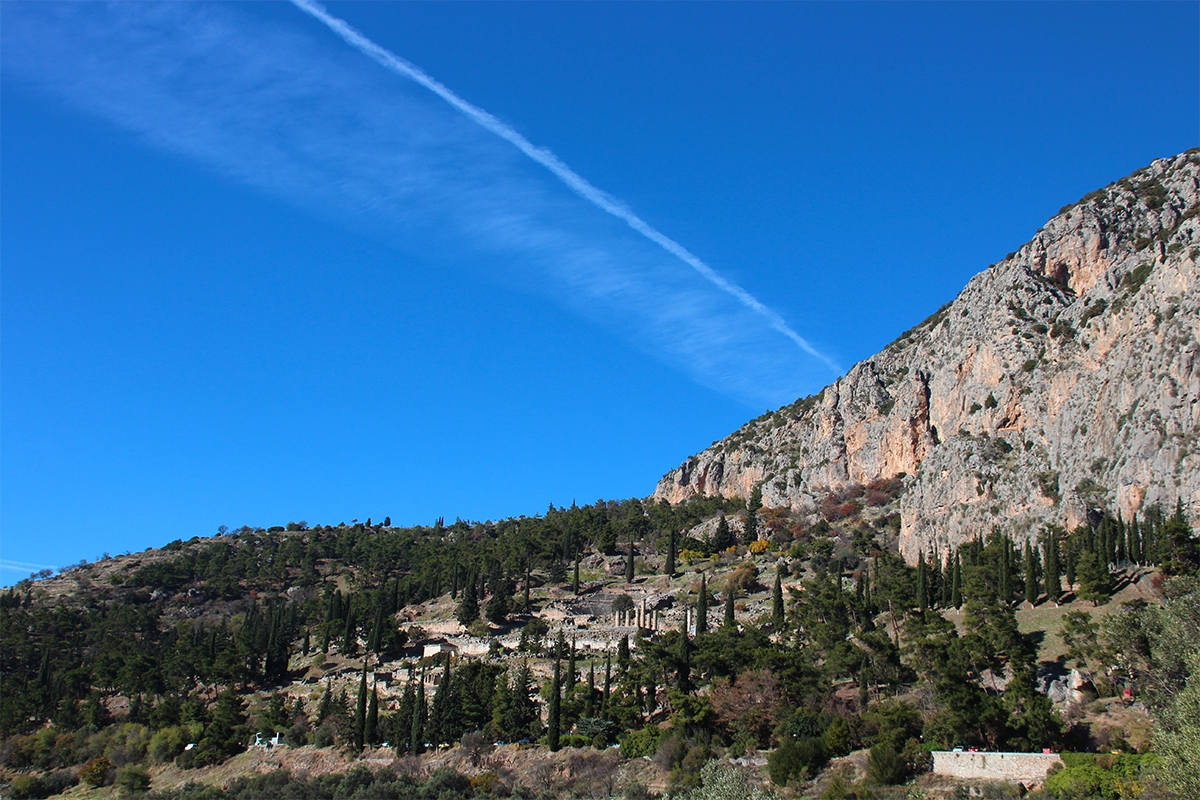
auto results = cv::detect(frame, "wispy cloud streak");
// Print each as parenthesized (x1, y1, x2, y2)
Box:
(2, 2, 839, 407)
(289, 0, 840, 375)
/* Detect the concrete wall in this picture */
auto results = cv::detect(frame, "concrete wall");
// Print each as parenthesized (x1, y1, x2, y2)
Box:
(931, 751, 1063, 784)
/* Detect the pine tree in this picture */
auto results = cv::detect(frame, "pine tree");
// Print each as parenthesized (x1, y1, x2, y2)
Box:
(713, 514, 734, 552)
(772, 567, 785, 629)
(457, 576, 479, 628)
(696, 574, 708, 635)
(665, 529, 677, 577)
(317, 679, 333, 724)
(745, 486, 762, 545)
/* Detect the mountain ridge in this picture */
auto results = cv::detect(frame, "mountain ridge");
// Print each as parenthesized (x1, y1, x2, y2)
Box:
(654, 150, 1200, 562)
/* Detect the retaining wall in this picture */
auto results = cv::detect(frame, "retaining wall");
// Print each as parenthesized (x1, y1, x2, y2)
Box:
(931, 751, 1063, 784)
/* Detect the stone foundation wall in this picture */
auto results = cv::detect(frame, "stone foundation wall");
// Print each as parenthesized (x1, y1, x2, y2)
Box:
(931, 751, 1063, 784)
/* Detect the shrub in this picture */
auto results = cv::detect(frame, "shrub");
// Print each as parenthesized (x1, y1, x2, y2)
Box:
(115, 764, 151, 794)
(769, 736, 827, 785)
(620, 726, 662, 758)
(866, 742, 908, 785)
(80, 755, 113, 787)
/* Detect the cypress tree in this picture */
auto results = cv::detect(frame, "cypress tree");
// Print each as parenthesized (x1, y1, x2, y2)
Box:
(665, 529, 677, 577)
(1024, 541, 1039, 605)
(572, 555, 581, 595)
(1117, 515, 1127, 563)
(602, 653, 612, 715)
(696, 574, 708, 635)
(1044, 529, 1061, 603)
(411, 668, 425, 754)
(724, 581, 736, 628)
(951, 553, 962, 609)
(343, 607, 356, 655)
(625, 529, 636, 583)
(303, 627, 310, 656)
(617, 634, 630, 671)
(396, 673, 415, 752)
(354, 662, 368, 750)
(772, 567, 785, 629)
(1130, 513, 1142, 565)
(585, 661, 595, 717)
(916, 554, 928, 612)
(365, 686, 378, 747)
(567, 638, 577, 691)
(548, 647, 561, 751)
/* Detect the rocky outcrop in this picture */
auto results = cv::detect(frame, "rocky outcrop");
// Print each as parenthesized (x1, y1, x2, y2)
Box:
(654, 151, 1200, 562)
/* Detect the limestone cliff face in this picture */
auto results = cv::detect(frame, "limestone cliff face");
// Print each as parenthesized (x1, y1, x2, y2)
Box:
(654, 151, 1200, 562)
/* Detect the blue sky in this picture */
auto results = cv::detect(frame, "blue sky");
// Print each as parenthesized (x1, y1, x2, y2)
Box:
(2, 1, 1197, 582)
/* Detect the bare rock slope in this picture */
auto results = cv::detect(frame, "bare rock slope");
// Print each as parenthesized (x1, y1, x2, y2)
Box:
(654, 151, 1200, 562)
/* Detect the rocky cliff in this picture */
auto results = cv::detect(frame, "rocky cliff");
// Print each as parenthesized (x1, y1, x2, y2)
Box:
(654, 151, 1200, 562)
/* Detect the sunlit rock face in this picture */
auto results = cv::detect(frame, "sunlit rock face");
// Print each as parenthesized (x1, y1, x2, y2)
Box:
(654, 151, 1200, 563)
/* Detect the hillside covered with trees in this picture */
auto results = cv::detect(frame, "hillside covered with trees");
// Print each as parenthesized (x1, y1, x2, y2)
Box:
(1, 488, 1197, 799)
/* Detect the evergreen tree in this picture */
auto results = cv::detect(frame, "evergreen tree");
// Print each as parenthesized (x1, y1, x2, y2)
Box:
(917, 554, 928, 612)
(696, 574, 709, 635)
(665, 529, 677, 577)
(428, 652, 461, 746)
(317, 679, 333, 725)
(772, 567, 785, 629)
(567, 638, 577, 692)
(1023, 541, 1039, 605)
(572, 554, 581, 595)
(618, 634, 630, 671)
(724, 581, 736, 628)
(625, 529, 636, 583)
(745, 486, 762, 545)
(395, 675, 415, 752)
(602, 653, 612, 716)
(1076, 549, 1110, 606)
(365, 686, 378, 747)
(485, 571, 510, 624)
(457, 576, 479, 628)
(342, 607, 356, 656)
(411, 668, 425, 754)
(354, 661, 368, 750)
(548, 647, 562, 751)
(1043, 529, 1061, 603)
(951, 552, 962, 609)
(585, 662, 596, 718)
(713, 514, 734, 552)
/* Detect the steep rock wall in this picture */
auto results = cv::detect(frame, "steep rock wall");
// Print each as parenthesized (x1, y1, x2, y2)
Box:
(653, 151, 1200, 562)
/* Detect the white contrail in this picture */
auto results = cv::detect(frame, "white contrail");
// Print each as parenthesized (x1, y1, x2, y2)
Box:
(289, 0, 841, 375)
